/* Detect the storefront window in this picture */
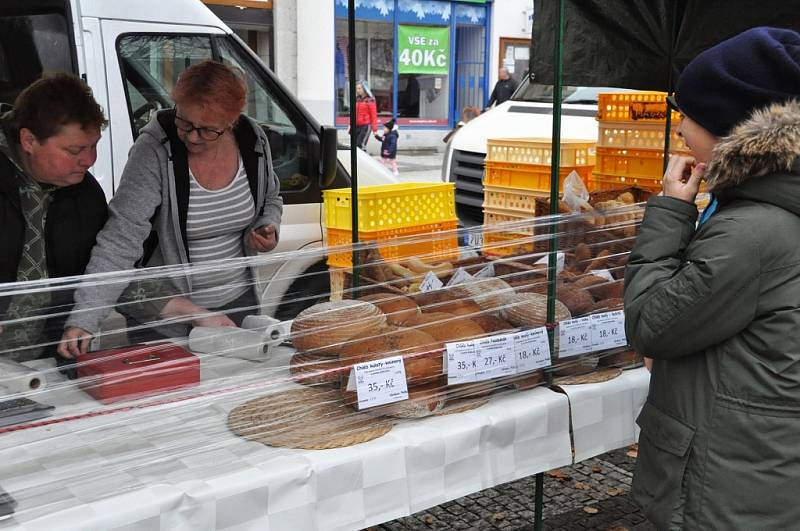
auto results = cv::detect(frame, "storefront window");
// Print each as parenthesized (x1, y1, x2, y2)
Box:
(335, 19, 394, 124)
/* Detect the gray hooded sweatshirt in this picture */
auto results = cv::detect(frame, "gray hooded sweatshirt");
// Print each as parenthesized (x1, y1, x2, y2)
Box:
(65, 112, 282, 335)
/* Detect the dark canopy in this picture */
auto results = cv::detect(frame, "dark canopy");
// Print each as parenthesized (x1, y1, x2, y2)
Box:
(530, 0, 800, 91)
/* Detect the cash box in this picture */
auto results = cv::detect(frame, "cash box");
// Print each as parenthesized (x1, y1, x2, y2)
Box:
(77, 343, 199, 403)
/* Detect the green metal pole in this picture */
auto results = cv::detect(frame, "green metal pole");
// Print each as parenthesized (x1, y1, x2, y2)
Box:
(348, 0, 360, 291)
(538, 0, 566, 530)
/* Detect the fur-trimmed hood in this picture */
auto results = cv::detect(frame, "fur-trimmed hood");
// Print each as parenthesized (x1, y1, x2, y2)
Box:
(706, 99, 800, 191)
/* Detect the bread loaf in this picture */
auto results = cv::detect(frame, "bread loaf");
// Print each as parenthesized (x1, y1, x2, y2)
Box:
(469, 314, 515, 334)
(553, 354, 599, 376)
(358, 293, 420, 325)
(502, 293, 571, 328)
(598, 348, 642, 368)
(423, 298, 482, 317)
(572, 274, 608, 290)
(289, 353, 347, 387)
(557, 286, 596, 316)
(448, 277, 515, 312)
(506, 370, 545, 390)
(403, 313, 485, 343)
(341, 379, 447, 418)
(291, 300, 386, 355)
(587, 279, 624, 301)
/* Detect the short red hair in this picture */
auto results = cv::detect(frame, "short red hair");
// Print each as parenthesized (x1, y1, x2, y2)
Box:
(172, 60, 246, 123)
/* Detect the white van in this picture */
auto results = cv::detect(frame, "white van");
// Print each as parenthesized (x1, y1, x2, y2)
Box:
(0, 0, 396, 319)
(443, 76, 632, 228)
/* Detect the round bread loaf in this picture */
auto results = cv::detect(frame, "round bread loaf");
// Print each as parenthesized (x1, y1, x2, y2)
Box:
(423, 298, 482, 317)
(339, 326, 443, 385)
(341, 379, 447, 418)
(502, 293, 571, 328)
(410, 288, 457, 309)
(403, 313, 485, 343)
(449, 277, 515, 312)
(289, 353, 347, 387)
(469, 314, 515, 334)
(291, 300, 386, 355)
(588, 279, 624, 301)
(591, 297, 624, 313)
(598, 348, 642, 369)
(358, 293, 420, 325)
(572, 274, 608, 290)
(557, 286, 596, 316)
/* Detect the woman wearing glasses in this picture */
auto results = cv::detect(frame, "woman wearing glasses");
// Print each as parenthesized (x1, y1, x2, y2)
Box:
(59, 61, 282, 356)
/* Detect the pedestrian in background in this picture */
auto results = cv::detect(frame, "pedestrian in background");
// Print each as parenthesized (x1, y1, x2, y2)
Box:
(351, 80, 378, 150)
(443, 105, 480, 144)
(486, 67, 517, 108)
(375, 119, 399, 176)
(624, 27, 800, 530)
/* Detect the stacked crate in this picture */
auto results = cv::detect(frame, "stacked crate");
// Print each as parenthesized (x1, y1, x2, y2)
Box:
(481, 138, 596, 257)
(323, 182, 459, 268)
(591, 92, 689, 192)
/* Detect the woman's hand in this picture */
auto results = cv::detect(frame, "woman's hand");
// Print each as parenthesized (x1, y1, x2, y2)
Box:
(662, 155, 707, 204)
(247, 224, 277, 253)
(58, 327, 92, 358)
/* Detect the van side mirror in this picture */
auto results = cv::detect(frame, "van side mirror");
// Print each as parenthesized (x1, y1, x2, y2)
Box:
(319, 126, 338, 188)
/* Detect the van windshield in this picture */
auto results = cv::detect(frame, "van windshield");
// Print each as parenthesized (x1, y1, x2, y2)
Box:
(510, 76, 634, 104)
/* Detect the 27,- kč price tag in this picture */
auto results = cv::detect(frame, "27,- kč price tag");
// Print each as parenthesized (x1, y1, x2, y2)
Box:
(513, 327, 552, 372)
(353, 356, 409, 409)
(558, 316, 593, 358)
(590, 310, 627, 350)
(474, 334, 516, 381)
(445, 340, 478, 385)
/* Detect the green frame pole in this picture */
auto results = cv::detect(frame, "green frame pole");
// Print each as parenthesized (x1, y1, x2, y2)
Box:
(348, 0, 360, 291)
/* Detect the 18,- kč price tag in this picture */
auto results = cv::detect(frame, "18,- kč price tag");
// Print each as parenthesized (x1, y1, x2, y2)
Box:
(445, 340, 478, 385)
(474, 334, 516, 381)
(513, 327, 552, 372)
(590, 310, 627, 350)
(558, 316, 593, 358)
(353, 356, 409, 409)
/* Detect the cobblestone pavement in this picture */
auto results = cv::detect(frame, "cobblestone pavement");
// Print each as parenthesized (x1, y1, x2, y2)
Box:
(368, 447, 655, 531)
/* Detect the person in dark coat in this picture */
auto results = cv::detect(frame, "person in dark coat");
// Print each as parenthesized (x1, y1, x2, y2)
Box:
(486, 67, 518, 108)
(375, 119, 399, 176)
(0, 74, 109, 362)
(624, 27, 800, 530)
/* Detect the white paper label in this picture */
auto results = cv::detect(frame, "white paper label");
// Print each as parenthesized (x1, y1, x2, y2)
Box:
(419, 270, 444, 292)
(474, 335, 516, 381)
(513, 327, 552, 372)
(474, 263, 495, 279)
(446, 267, 473, 287)
(445, 340, 478, 385)
(346, 368, 356, 391)
(535, 252, 565, 273)
(589, 269, 616, 282)
(590, 310, 627, 350)
(558, 316, 593, 358)
(354, 356, 409, 409)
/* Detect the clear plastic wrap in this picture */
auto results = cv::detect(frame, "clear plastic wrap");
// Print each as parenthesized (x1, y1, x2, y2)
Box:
(0, 191, 651, 530)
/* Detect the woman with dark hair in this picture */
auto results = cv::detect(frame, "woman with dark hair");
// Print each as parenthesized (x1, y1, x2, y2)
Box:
(352, 80, 378, 150)
(59, 60, 283, 357)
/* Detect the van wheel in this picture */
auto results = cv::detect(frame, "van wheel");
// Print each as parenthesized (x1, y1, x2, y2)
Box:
(275, 262, 330, 321)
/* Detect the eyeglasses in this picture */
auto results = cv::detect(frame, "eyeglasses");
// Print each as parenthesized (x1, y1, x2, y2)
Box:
(174, 113, 226, 141)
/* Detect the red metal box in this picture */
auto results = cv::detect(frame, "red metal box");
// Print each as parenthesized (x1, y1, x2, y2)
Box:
(77, 342, 199, 404)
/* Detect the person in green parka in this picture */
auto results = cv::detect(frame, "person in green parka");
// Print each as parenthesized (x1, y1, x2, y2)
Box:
(624, 27, 800, 530)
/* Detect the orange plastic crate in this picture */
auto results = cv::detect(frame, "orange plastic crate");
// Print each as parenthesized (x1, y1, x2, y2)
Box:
(482, 185, 551, 213)
(487, 138, 596, 166)
(326, 221, 459, 267)
(597, 92, 682, 122)
(482, 209, 536, 257)
(589, 171, 662, 194)
(596, 147, 667, 180)
(598, 120, 689, 153)
(484, 161, 594, 193)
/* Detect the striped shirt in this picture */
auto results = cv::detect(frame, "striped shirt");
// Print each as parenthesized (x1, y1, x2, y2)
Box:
(187, 157, 255, 308)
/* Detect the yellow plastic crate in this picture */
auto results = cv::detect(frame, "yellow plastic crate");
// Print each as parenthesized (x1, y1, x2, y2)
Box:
(484, 161, 594, 193)
(597, 92, 682, 122)
(486, 138, 596, 166)
(589, 171, 662, 194)
(326, 221, 459, 267)
(596, 147, 668, 180)
(598, 120, 689, 152)
(323, 182, 456, 232)
(482, 208, 536, 257)
(483, 185, 551, 213)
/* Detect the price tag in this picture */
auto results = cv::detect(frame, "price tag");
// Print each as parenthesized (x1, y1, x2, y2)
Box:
(590, 310, 627, 350)
(474, 335, 516, 381)
(474, 263, 495, 279)
(419, 270, 444, 292)
(445, 340, 478, 385)
(354, 356, 409, 409)
(535, 252, 565, 273)
(558, 316, 593, 358)
(513, 327, 552, 372)
(589, 269, 616, 282)
(446, 267, 473, 287)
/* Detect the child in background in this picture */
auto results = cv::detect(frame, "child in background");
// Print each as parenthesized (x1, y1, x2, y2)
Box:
(375, 119, 399, 176)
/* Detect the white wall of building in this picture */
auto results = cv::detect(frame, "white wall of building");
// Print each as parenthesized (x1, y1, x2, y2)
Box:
(488, 0, 533, 89)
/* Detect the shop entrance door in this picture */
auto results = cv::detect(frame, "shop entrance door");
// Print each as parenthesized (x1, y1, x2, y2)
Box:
(454, 25, 486, 124)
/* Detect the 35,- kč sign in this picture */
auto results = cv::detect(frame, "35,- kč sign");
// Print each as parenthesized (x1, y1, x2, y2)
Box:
(398, 25, 450, 75)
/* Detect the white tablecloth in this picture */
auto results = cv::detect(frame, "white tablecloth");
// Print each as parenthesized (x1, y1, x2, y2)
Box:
(0, 349, 576, 531)
(555, 367, 650, 463)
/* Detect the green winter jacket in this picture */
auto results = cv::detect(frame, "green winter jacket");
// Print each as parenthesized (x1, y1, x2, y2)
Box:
(624, 99, 800, 531)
